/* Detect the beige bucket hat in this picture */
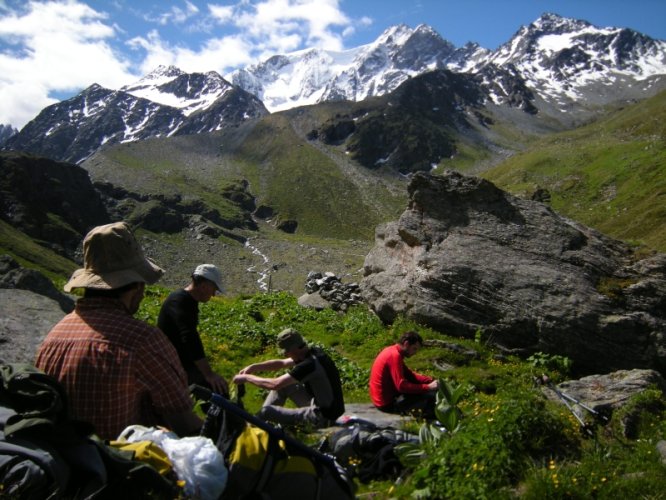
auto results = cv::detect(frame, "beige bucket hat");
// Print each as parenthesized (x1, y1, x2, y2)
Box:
(64, 221, 164, 292)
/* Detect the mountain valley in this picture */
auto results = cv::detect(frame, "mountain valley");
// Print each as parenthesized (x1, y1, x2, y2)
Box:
(0, 13, 664, 296)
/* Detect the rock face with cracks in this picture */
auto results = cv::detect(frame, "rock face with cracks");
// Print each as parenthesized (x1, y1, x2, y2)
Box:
(360, 171, 666, 375)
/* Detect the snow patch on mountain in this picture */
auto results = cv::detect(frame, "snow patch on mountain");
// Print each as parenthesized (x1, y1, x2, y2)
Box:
(122, 65, 234, 116)
(227, 23, 456, 112)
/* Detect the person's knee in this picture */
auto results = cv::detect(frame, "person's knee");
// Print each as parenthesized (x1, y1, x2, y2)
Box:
(257, 405, 274, 420)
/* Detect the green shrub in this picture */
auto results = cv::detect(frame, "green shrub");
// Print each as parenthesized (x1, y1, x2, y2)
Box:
(527, 351, 573, 377)
(399, 388, 580, 499)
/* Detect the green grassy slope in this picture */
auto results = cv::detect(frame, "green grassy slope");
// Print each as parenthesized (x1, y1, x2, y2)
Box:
(0, 219, 76, 280)
(482, 91, 666, 252)
(226, 113, 407, 239)
(85, 112, 408, 242)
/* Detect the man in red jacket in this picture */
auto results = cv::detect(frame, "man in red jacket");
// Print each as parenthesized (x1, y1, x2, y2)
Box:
(369, 330, 439, 418)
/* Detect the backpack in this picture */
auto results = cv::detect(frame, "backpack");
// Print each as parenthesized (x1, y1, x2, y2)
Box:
(0, 363, 178, 499)
(319, 419, 418, 483)
(194, 384, 356, 500)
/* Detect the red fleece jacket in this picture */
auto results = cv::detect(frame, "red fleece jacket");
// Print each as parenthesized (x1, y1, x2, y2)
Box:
(369, 344, 433, 408)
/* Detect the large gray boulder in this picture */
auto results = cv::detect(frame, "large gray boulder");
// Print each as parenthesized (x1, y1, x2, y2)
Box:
(361, 171, 666, 375)
(0, 289, 65, 364)
(0, 255, 74, 313)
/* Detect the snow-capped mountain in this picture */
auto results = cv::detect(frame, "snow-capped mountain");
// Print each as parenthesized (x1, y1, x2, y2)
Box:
(3, 13, 665, 164)
(480, 13, 666, 108)
(3, 69, 267, 163)
(122, 66, 236, 116)
(229, 13, 665, 115)
(226, 24, 461, 111)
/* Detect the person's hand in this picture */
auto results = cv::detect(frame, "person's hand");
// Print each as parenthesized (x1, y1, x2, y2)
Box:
(238, 365, 255, 375)
(206, 373, 229, 396)
(427, 380, 439, 390)
(232, 374, 248, 384)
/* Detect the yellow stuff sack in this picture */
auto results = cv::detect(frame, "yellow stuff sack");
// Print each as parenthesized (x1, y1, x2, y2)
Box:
(109, 440, 173, 477)
(223, 424, 319, 499)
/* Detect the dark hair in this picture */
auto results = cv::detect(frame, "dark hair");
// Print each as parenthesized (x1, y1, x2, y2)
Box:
(84, 282, 141, 298)
(192, 275, 208, 286)
(399, 330, 423, 346)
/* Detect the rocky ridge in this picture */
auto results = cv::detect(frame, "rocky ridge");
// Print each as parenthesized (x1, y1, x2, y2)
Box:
(3, 73, 268, 164)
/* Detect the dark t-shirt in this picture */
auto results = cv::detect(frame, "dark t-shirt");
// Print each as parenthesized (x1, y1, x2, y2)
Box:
(289, 347, 345, 420)
(157, 289, 205, 374)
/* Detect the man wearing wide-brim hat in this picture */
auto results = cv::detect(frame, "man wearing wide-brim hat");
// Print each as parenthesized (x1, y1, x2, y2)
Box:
(35, 222, 202, 440)
(233, 328, 345, 428)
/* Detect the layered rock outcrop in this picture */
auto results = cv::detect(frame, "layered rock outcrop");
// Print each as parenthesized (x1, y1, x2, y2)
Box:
(361, 171, 666, 375)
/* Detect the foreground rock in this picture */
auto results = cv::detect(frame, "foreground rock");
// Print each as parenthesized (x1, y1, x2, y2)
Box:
(0, 255, 74, 313)
(361, 171, 666, 375)
(0, 152, 109, 259)
(552, 369, 666, 410)
(546, 369, 666, 438)
(0, 289, 65, 364)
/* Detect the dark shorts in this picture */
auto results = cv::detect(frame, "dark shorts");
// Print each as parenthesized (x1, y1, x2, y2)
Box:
(377, 391, 437, 419)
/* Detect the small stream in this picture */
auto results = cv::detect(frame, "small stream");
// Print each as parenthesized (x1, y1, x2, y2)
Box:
(244, 239, 271, 291)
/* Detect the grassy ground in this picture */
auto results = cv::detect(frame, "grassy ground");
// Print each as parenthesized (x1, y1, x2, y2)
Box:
(482, 91, 666, 253)
(135, 288, 666, 499)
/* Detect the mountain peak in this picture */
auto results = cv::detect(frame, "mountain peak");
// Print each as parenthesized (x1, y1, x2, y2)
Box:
(126, 65, 185, 90)
(149, 65, 185, 78)
(376, 24, 415, 46)
(531, 12, 592, 34)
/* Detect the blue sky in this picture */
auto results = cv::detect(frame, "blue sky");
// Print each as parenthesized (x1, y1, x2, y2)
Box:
(1, 0, 664, 128)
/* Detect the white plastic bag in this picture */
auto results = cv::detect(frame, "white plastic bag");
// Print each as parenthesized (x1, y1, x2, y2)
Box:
(118, 425, 228, 500)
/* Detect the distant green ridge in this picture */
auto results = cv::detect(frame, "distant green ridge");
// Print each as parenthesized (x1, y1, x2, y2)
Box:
(0, 219, 76, 280)
(482, 90, 666, 252)
(86, 111, 408, 242)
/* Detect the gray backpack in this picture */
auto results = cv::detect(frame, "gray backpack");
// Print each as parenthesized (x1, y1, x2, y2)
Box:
(319, 419, 418, 482)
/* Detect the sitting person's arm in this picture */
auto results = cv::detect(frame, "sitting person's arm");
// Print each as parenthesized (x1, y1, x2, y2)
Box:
(194, 357, 229, 395)
(239, 358, 294, 374)
(233, 372, 296, 391)
(163, 409, 204, 437)
(392, 357, 435, 394)
(403, 365, 434, 385)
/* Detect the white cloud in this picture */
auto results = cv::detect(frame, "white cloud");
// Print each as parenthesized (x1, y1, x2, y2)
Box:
(208, 4, 234, 24)
(128, 29, 255, 75)
(129, 0, 356, 81)
(0, 0, 367, 129)
(145, 0, 199, 26)
(233, 0, 350, 50)
(0, 0, 135, 128)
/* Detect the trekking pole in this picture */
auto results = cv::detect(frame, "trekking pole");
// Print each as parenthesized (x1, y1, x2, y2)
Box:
(553, 388, 609, 423)
(534, 374, 594, 436)
(190, 385, 339, 469)
(539, 375, 609, 422)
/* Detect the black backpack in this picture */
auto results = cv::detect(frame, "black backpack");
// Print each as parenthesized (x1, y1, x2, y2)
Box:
(0, 363, 177, 499)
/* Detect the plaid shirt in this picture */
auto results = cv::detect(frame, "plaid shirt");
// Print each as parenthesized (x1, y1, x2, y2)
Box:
(35, 297, 194, 439)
